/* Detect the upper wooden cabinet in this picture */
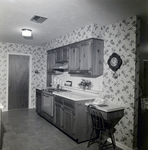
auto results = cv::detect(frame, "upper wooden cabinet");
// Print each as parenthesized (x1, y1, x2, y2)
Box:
(47, 50, 55, 86)
(55, 46, 68, 63)
(47, 50, 55, 72)
(68, 43, 80, 72)
(47, 38, 104, 78)
(68, 38, 104, 77)
(79, 39, 92, 72)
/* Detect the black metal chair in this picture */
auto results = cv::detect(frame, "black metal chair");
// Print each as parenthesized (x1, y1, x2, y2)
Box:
(87, 104, 116, 150)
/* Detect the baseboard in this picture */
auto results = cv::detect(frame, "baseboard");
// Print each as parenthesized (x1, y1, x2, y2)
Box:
(107, 139, 137, 150)
(2, 107, 34, 112)
(2, 109, 7, 112)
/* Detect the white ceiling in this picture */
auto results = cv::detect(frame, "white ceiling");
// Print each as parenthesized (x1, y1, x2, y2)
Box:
(0, 0, 148, 52)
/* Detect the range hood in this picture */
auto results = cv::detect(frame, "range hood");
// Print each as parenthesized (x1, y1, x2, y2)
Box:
(52, 62, 68, 72)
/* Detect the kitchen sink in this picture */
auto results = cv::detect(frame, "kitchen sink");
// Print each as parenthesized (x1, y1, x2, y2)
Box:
(43, 87, 71, 93)
(56, 89, 71, 92)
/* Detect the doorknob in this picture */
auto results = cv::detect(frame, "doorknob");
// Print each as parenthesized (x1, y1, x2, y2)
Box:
(9, 85, 10, 87)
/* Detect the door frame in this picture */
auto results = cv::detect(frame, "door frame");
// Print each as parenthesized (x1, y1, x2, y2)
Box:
(6, 53, 32, 111)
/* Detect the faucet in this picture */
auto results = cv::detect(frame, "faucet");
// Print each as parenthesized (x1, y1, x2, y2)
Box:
(56, 84, 60, 89)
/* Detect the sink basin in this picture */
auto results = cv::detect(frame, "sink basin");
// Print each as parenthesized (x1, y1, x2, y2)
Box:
(56, 89, 71, 92)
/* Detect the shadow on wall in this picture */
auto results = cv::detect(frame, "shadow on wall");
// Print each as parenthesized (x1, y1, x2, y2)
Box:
(138, 109, 148, 150)
(1, 122, 5, 150)
(140, 17, 148, 52)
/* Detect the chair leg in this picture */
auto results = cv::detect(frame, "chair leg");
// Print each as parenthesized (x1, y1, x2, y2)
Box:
(110, 130, 116, 149)
(87, 128, 94, 148)
(98, 130, 102, 150)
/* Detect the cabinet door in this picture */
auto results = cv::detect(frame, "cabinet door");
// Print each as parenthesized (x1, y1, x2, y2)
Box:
(63, 108, 76, 138)
(62, 47, 68, 62)
(47, 73, 52, 87)
(85, 108, 92, 139)
(54, 103, 63, 129)
(47, 51, 52, 71)
(47, 50, 55, 71)
(47, 50, 55, 86)
(51, 50, 56, 67)
(55, 47, 69, 63)
(55, 48, 62, 63)
(68, 44, 80, 72)
(91, 39, 104, 76)
(79, 39, 92, 72)
(36, 90, 41, 114)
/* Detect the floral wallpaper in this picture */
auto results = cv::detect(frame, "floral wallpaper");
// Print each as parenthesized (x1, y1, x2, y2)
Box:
(0, 15, 140, 149)
(96, 16, 140, 149)
(46, 16, 140, 149)
(46, 23, 103, 50)
(0, 43, 46, 110)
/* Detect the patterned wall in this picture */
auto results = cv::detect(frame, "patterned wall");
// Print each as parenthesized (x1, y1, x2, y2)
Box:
(46, 16, 140, 149)
(97, 16, 140, 149)
(0, 15, 140, 149)
(46, 23, 102, 49)
(0, 43, 46, 110)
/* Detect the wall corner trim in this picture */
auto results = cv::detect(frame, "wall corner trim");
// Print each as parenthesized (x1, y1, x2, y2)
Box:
(108, 139, 134, 150)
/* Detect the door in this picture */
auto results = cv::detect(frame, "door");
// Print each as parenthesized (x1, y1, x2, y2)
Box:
(8, 54, 29, 110)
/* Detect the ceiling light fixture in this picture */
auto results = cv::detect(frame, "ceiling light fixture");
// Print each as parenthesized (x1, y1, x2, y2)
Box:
(22, 29, 32, 37)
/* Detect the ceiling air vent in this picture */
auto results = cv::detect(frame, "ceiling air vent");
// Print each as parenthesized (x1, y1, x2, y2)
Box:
(30, 15, 47, 23)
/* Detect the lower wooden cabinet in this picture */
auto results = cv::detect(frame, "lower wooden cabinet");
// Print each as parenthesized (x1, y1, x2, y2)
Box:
(36, 92, 93, 143)
(53, 95, 94, 143)
(36, 89, 41, 114)
(63, 107, 76, 139)
(54, 102, 64, 129)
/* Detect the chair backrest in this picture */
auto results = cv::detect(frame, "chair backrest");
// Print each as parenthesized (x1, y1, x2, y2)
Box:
(87, 104, 105, 130)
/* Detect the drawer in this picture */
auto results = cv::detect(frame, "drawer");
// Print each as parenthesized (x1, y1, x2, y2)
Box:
(54, 96, 64, 105)
(101, 110, 124, 120)
(64, 99, 75, 110)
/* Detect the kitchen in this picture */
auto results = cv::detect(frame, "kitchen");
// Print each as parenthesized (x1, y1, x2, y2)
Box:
(0, 0, 148, 150)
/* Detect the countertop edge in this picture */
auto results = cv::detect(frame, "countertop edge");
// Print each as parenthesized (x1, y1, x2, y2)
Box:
(53, 92, 98, 101)
(85, 102, 125, 112)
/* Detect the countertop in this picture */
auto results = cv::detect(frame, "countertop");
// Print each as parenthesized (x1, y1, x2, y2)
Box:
(53, 91, 99, 101)
(36, 86, 101, 101)
(0, 103, 4, 109)
(85, 102, 125, 112)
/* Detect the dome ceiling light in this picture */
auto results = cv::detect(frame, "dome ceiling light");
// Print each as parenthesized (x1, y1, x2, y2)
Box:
(22, 29, 32, 37)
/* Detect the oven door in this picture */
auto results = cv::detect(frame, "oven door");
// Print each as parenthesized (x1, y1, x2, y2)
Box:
(41, 91, 53, 117)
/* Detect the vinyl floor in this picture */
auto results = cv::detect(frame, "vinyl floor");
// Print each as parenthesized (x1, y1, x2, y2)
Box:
(1, 109, 122, 150)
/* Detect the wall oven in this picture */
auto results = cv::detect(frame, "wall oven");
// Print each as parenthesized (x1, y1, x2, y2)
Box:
(41, 90, 54, 117)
